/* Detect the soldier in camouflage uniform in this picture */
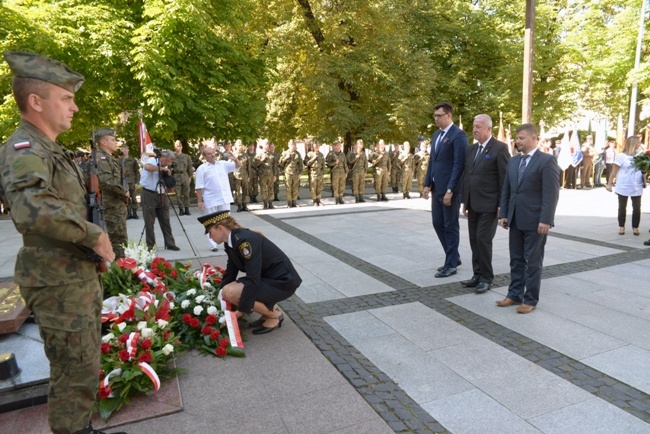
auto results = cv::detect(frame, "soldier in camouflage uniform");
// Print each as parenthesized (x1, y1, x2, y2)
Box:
(246, 142, 259, 203)
(414, 145, 430, 197)
(305, 141, 325, 206)
(390, 143, 402, 193)
(370, 139, 391, 201)
(279, 139, 304, 208)
(270, 142, 281, 201)
(347, 139, 368, 203)
(121, 144, 141, 220)
(398, 141, 415, 199)
(94, 128, 128, 259)
(0, 51, 115, 434)
(233, 140, 250, 212)
(326, 141, 348, 204)
(254, 140, 279, 209)
(172, 140, 193, 215)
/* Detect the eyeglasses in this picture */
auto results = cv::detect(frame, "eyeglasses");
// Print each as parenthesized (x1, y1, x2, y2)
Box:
(433, 113, 448, 118)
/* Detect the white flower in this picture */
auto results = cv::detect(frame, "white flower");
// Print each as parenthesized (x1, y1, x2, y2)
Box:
(186, 288, 196, 296)
(219, 315, 227, 325)
(117, 322, 127, 332)
(141, 328, 154, 338)
(136, 321, 147, 331)
(162, 344, 174, 356)
(101, 333, 115, 343)
(207, 306, 218, 316)
(169, 302, 175, 310)
(193, 305, 204, 316)
(181, 300, 190, 309)
(157, 319, 169, 329)
(195, 295, 206, 304)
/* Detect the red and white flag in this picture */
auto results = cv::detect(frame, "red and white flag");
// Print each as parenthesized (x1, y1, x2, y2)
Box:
(138, 120, 154, 157)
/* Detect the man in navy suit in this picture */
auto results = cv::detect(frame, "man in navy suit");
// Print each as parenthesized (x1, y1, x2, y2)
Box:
(497, 123, 561, 313)
(461, 114, 510, 293)
(422, 102, 468, 278)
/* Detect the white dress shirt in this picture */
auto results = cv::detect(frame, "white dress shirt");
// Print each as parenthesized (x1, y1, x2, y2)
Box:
(195, 160, 237, 209)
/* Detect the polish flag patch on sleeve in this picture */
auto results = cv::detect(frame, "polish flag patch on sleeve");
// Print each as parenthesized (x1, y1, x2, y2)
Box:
(13, 141, 30, 150)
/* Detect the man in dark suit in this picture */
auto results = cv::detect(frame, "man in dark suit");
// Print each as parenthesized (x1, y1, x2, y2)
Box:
(423, 102, 468, 277)
(461, 114, 510, 293)
(497, 123, 561, 313)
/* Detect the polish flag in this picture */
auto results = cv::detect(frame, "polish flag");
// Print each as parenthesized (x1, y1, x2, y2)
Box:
(138, 120, 154, 157)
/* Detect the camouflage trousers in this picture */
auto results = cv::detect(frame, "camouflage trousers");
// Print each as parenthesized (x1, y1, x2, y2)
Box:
(351, 171, 365, 195)
(233, 178, 249, 205)
(285, 172, 301, 201)
(21, 278, 102, 434)
(309, 173, 324, 199)
(401, 169, 414, 193)
(374, 168, 389, 194)
(127, 184, 138, 210)
(105, 200, 127, 259)
(274, 177, 280, 196)
(249, 174, 259, 196)
(416, 171, 426, 192)
(259, 173, 274, 201)
(174, 175, 191, 208)
(391, 168, 401, 189)
(331, 171, 346, 198)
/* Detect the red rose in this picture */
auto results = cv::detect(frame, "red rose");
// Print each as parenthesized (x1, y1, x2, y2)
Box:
(205, 314, 217, 325)
(98, 386, 113, 399)
(210, 330, 221, 340)
(201, 326, 212, 335)
(139, 352, 153, 363)
(116, 257, 138, 270)
(214, 278, 222, 284)
(99, 369, 104, 379)
(118, 350, 130, 362)
(189, 318, 200, 328)
(159, 271, 166, 278)
(170, 270, 178, 278)
(101, 343, 111, 354)
(141, 339, 152, 350)
(153, 257, 165, 265)
(164, 261, 172, 268)
(119, 334, 130, 344)
(163, 331, 172, 341)
(219, 338, 230, 348)
(182, 314, 192, 324)
(215, 346, 227, 357)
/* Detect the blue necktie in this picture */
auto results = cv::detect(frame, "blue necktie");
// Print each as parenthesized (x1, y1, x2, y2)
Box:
(518, 154, 529, 184)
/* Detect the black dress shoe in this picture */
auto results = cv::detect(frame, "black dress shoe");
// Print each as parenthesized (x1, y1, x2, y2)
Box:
(166, 245, 180, 251)
(211, 247, 219, 252)
(249, 317, 265, 328)
(435, 267, 457, 278)
(474, 282, 491, 293)
(437, 259, 462, 272)
(252, 314, 284, 335)
(461, 276, 480, 287)
(644, 239, 650, 246)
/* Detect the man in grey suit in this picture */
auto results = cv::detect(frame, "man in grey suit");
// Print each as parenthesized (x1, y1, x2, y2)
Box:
(461, 114, 510, 293)
(497, 123, 561, 313)
(422, 102, 468, 277)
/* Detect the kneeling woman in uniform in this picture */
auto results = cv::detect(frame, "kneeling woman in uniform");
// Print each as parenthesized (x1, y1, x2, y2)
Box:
(198, 211, 302, 334)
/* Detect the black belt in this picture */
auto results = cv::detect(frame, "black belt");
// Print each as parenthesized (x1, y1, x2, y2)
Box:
(142, 188, 160, 194)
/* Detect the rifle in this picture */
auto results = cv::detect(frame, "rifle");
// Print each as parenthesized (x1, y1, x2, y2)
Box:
(120, 153, 130, 205)
(86, 132, 108, 272)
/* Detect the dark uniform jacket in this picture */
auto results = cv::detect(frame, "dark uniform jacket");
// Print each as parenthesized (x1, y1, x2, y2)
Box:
(222, 228, 302, 313)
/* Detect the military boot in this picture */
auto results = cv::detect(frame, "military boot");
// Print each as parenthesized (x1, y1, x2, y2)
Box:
(292, 200, 298, 208)
(355, 195, 359, 203)
(126, 209, 133, 220)
(132, 209, 139, 219)
(178, 207, 185, 216)
(268, 201, 275, 209)
(393, 186, 398, 193)
(360, 195, 366, 203)
(242, 203, 249, 212)
(185, 207, 191, 215)
(406, 192, 411, 199)
(339, 197, 345, 204)
(377, 194, 381, 201)
(381, 193, 389, 201)
(263, 201, 269, 210)
(237, 204, 243, 212)
(274, 194, 280, 201)
(403, 193, 407, 199)
(313, 199, 318, 206)
(252, 195, 259, 203)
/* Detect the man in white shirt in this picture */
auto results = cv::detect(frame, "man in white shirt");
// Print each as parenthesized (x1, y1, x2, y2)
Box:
(140, 149, 180, 251)
(195, 146, 241, 251)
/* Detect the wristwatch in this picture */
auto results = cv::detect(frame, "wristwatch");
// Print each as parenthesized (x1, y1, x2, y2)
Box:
(446, 189, 452, 194)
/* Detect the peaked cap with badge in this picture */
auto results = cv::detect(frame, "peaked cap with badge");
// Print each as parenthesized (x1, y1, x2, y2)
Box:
(198, 210, 231, 234)
(3, 51, 84, 93)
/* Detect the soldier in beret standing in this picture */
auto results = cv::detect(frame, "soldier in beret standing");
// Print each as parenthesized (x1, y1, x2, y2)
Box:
(0, 51, 115, 434)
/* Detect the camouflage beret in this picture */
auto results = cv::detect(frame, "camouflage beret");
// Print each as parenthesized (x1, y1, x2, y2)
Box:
(93, 127, 116, 140)
(3, 51, 84, 93)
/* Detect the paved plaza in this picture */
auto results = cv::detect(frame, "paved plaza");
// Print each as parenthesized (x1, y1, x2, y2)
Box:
(1, 185, 650, 433)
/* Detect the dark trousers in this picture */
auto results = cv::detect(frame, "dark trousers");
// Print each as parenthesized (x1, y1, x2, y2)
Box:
(431, 192, 461, 268)
(506, 217, 548, 306)
(142, 189, 177, 250)
(563, 165, 576, 188)
(617, 194, 641, 228)
(467, 208, 498, 283)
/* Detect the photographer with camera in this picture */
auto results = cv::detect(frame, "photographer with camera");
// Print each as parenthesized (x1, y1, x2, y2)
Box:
(140, 148, 180, 251)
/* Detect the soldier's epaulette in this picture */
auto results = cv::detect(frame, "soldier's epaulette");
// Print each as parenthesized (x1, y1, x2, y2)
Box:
(13, 141, 30, 150)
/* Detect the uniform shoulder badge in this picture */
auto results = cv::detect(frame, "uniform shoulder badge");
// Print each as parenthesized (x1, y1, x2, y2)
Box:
(13, 141, 30, 150)
(238, 241, 252, 259)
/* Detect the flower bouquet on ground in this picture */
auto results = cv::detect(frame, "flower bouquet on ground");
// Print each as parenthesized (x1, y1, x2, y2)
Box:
(97, 298, 181, 420)
(173, 264, 245, 359)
